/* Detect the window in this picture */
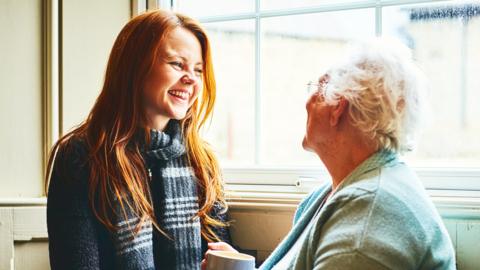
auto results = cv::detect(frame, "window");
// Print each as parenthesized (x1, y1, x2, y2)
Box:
(167, 0, 480, 191)
(383, 2, 480, 168)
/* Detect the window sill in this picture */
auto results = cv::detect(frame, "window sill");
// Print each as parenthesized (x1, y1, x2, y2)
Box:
(0, 197, 47, 206)
(223, 167, 480, 191)
(0, 187, 478, 219)
(226, 185, 480, 218)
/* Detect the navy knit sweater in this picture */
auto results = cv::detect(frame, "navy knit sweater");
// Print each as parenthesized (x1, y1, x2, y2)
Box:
(47, 127, 230, 270)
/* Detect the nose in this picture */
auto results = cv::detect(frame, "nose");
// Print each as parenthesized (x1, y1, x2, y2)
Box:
(181, 74, 195, 85)
(181, 68, 202, 86)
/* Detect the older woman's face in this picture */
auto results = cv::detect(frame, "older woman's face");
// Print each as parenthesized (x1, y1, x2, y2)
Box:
(302, 75, 332, 153)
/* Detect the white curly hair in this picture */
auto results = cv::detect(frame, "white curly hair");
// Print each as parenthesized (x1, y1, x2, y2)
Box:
(323, 37, 428, 153)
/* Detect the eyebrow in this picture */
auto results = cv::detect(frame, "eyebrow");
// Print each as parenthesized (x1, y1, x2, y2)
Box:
(165, 53, 203, 66)
(318, 74, 329, 84)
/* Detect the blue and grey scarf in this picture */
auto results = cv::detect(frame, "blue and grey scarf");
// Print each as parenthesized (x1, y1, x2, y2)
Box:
(113, 120, 202, 270)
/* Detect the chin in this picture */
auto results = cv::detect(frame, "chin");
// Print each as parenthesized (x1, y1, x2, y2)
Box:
(172, 114, 186, 120)
(169, 109, 188, 120)
(302, 137, 311, 152)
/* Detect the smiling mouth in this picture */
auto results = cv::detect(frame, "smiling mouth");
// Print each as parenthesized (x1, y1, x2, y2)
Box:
(168, 90, 190, 101)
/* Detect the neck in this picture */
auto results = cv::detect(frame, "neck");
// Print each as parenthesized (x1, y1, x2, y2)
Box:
(147, 115, 170, 131)
(318, 135, 378, 190)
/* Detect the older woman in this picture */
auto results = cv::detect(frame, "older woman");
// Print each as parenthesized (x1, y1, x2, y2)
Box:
(204, 38, 455, 269)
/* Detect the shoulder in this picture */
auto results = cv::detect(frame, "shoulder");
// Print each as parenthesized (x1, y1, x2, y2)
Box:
(51, 135, 91, 182)
(54, 135, 89, 168)
(329, 161, 424, 211)
(314, 163, 450, 268)
(323, 162, 427, 238)
(47, 136, 91, 214)
(313, 250, 391, 270)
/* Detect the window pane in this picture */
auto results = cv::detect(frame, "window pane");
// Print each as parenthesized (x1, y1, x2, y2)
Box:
(175, 0, 254, 18)
(261, 9, 375, 166)
(262, 0, 360, 11)
(202, 20, 256, 166)
(383, 2, 480, 167)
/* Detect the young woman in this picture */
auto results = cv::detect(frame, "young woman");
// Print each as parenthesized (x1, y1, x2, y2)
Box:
(46, 9, 230, 270)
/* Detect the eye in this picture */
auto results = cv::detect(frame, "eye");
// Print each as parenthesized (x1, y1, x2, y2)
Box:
(169, 61, 183, 70)
(194, 68, 203, 76)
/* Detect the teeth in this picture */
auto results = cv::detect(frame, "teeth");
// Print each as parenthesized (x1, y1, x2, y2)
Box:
(169, 90, 189, 99)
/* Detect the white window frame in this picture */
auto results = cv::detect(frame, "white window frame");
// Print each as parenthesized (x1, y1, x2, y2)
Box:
(158, 0, 480, 195)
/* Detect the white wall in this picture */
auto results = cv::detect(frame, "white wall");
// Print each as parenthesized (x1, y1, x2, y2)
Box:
(0, 0, 44, 198)
(0, 0, 130, 269)
(62, 0, 130, 132)
(0, 0, 130, 198)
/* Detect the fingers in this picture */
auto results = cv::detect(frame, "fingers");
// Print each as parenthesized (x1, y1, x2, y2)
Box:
(207, 242, 238, 252)
(202, 242, 238, 270)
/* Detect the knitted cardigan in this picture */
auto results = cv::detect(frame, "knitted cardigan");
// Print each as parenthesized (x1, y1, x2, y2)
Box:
(47, 121, 230, 270)
(260, 149, 456, 270)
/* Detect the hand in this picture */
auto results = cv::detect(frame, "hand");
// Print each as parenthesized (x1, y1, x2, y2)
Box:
(201, 242, 238, 270)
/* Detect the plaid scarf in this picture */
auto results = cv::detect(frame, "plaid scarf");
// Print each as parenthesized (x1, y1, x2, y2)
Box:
(113, 120, 202, 270)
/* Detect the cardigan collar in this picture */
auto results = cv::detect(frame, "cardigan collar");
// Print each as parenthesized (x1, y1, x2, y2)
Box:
(336, 148, 399, 192)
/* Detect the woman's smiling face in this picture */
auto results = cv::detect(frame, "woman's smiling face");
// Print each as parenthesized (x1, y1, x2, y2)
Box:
(143, 27, 203, 130)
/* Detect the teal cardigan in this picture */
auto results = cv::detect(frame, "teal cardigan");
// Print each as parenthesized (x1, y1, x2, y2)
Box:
(260, 150, 456, 270)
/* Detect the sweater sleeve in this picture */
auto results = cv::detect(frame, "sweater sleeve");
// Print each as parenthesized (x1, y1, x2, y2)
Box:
(210, 201, 232, 244)
(313, 251, 390, 270)
(201, 201, 232, 253)
(47, 140, 104, 270)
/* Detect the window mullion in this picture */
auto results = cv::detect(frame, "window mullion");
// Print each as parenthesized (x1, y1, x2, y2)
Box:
(131, 0, 147, 16)
(157, 0, 173, 10)
(375, 0, 382, 36)
(254, 0, 262, 165)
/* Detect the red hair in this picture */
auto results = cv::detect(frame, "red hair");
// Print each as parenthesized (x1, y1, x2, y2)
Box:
(46, 9, 226, 241)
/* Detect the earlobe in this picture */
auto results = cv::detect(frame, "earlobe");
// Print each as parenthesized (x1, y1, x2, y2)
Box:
(329, 98, 348, 126)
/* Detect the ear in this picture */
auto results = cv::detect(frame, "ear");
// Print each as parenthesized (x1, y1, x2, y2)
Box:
(330, 98, 348, 126)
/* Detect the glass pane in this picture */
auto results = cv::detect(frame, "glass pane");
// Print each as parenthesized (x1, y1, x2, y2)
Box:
(383, 1, 480, 167)
(175, 0, 254, 18)
(262, 0, 360, 11)
(261, 9, 375, 166)
(202, 20, 256, 166)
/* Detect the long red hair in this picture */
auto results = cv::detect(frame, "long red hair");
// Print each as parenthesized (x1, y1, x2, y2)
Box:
(45, 9, 226, 241)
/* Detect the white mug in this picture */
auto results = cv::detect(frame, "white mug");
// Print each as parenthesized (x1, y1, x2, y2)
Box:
(206, 250, 255, 270)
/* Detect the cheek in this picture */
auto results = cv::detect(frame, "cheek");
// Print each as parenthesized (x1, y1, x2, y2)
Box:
(150, 83, 173, 104)
(306, 95, 316, 111)
(190, 85, 203, 103)
(144, 75, 159, 98)
(145, 66, 173, 95)
(306, 110, 323, 136)
(142, 83, 155, 104)
(144, 84, 162, 106)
